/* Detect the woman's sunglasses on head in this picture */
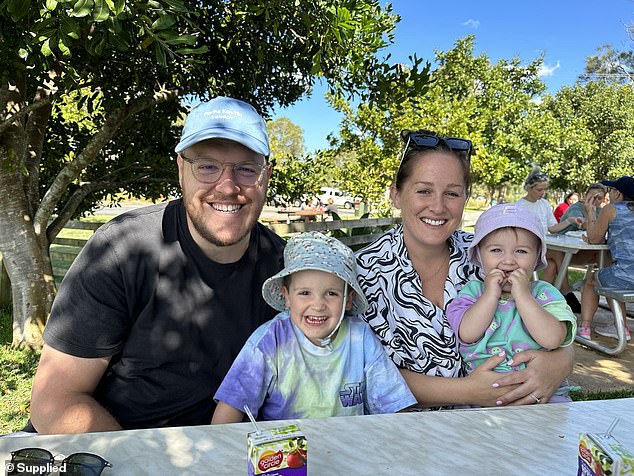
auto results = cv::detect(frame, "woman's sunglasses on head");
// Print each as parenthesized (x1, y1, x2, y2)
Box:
(399, 130, 473, 166)
(9, 447, 112, 476)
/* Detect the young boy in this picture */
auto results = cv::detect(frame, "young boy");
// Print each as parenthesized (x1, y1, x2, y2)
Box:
(212, 232, 416, 423)
(446, 204, 577, 403)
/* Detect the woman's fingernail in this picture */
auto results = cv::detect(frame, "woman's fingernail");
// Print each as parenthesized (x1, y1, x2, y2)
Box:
(507, 359, 514, 365)
(496, 400, 503, 406)
(499, 350, 506, 357)
(492, 383, 499, 388)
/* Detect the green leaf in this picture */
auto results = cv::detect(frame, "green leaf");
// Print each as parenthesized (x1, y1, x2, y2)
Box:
(174, 46, 208, 55)
(41, 38, 52, 57)
(114, 0, 125, 14)
(155, 43, 166, 66)
(160, 0, 188, 12)
(60, 16, 81, 39)
(72, 0, 94, 18)
(45, 0, 58, 11)
(58, 37, 72, 57)
(7, 0, 32, 20)
(152, 14, 176, 31)
(93, 0, 110, 22)
(104, 0, 115, 10)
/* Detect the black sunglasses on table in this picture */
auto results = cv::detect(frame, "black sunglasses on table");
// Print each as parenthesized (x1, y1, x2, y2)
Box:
(399, 130, 473, 165)
(9, 447, 112, 476)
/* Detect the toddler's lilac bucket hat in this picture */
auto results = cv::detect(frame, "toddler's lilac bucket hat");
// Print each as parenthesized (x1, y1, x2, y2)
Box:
(468, 203, 548, 271)
(262, 232, 368, 314)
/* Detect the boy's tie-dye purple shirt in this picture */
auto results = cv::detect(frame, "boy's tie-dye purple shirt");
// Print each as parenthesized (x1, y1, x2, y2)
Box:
(214, 311, 416, 421)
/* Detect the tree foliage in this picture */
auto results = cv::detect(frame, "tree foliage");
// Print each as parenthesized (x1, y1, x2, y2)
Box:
(326, 36, 547, 207)
(0, 0, 432, 347)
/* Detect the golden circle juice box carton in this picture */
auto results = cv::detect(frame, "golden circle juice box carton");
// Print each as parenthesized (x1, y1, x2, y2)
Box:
(578, 432, 634, 476)
(247, 424, 307, 476)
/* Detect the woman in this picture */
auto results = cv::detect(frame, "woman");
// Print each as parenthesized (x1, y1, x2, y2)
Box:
(554, 192, 579, 222)
(355, 131, 574, 407)
(579, 176, 634, 341)
(516, 167, 584, 312)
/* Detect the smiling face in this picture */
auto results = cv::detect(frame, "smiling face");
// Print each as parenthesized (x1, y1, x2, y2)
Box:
(178, 138, 270, 262)
(392, 150, 468, 250)
(282, 269, 353, 347)
(478, 227, 540, 292)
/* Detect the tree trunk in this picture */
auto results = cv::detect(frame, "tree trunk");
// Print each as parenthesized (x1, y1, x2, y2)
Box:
(0, 173, 55, 348)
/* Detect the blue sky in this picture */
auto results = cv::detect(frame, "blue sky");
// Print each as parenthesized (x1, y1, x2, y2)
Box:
(272, 0, 634, 153)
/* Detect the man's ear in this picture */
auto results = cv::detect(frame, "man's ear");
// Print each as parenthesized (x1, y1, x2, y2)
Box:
(177, 154, 184, 188)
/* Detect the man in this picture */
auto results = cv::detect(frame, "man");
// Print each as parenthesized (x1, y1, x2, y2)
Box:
(29, 97, 285, 433)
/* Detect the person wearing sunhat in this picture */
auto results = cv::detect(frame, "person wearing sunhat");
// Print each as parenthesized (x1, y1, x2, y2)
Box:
(29, 97, 286, 433)
(446, 204, 577, 403)
(579, 176, 634, 341)
(212, 232, 416, 423)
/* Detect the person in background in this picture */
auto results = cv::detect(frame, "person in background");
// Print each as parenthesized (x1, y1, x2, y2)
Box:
(446, 204, 576, 403)
(355, 130, 574, 409)
(325, 197, 339, 216)
(212, 232, 416, 423)
(541, 184, 608, 310)
(516, 166, 584, 312)
(554, 192, 579, 222)
(29, 97, 285, 433)
(578, 176, 634, 341)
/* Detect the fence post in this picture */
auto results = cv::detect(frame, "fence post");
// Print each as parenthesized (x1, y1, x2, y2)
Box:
(0, 253, 11, 308)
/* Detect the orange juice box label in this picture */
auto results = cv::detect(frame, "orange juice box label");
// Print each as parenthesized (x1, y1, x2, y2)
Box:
(578, 432, 634, 476)
(247, 424, 307, 476)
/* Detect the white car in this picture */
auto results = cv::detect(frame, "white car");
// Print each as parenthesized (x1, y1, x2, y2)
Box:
(318, 187, 360, 209)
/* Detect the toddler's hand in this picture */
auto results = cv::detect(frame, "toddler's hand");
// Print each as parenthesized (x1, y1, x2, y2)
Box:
(508, 268, 531, 299)
(484, 269, 505, 298)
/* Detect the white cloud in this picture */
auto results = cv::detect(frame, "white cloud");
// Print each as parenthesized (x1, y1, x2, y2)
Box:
(538, 61, 561, 77)
(461, 19, 480, 29)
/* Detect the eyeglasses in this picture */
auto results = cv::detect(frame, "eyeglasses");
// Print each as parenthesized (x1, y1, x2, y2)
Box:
(180, 153, 267, 186)
(9, 447, 112, 475)
(399, 130, 473, 165)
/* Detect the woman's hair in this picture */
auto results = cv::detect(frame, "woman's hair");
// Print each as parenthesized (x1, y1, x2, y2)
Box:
(564, 192, 578, 203)
(394, 130, 472, 196)
(523, 166, 549, 190)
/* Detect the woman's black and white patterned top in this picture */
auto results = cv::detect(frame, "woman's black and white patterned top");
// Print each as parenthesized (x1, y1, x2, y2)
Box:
(355, 225, 483, 377)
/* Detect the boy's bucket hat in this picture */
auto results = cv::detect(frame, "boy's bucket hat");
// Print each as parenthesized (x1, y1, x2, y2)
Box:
(601, 176, 634, 201)
(262, 232, 368, 314)
(469, 203, 548, 271)
(175, 96, 270, 156)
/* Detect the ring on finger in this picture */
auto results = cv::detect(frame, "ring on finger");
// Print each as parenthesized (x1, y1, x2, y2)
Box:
(529, 392, 541, 404)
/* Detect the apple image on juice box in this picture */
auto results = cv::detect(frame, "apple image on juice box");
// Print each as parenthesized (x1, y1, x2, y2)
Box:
(248, 424, 307, 475)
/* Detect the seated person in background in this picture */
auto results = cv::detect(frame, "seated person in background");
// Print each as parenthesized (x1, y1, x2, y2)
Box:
(542, 184, 607, 306)
(325, 197, 339, 216)
(578, 176, 634, 341)
(554, 192, 579, 222)
(446, 204, 577, 403)
(516, 166, 584, 312)
(212, 232, 416, 423)
(558, 184, 606, 234)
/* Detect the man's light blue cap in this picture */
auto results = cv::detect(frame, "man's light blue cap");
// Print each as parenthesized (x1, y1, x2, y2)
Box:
(175, 96, 270, 156)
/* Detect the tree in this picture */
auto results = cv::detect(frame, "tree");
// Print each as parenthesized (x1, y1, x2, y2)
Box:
(326, 36, 546, 207)
(0, 0, 432, 347)
(538, 81, 634, 189)
(582, 44, 634, 84)
(266, 117, 323, 206)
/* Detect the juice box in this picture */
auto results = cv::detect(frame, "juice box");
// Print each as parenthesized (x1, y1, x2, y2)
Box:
(247, 424, 307, 476)
(578, 432, 634, 476)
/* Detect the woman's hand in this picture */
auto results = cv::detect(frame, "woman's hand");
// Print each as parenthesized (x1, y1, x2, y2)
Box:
(464, 351, 521, 407)
(490, 347, 573, 405)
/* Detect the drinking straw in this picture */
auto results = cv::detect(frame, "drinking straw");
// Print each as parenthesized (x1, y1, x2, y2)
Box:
(244, 405, 262, 435)
(604, 417, 619, 437)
